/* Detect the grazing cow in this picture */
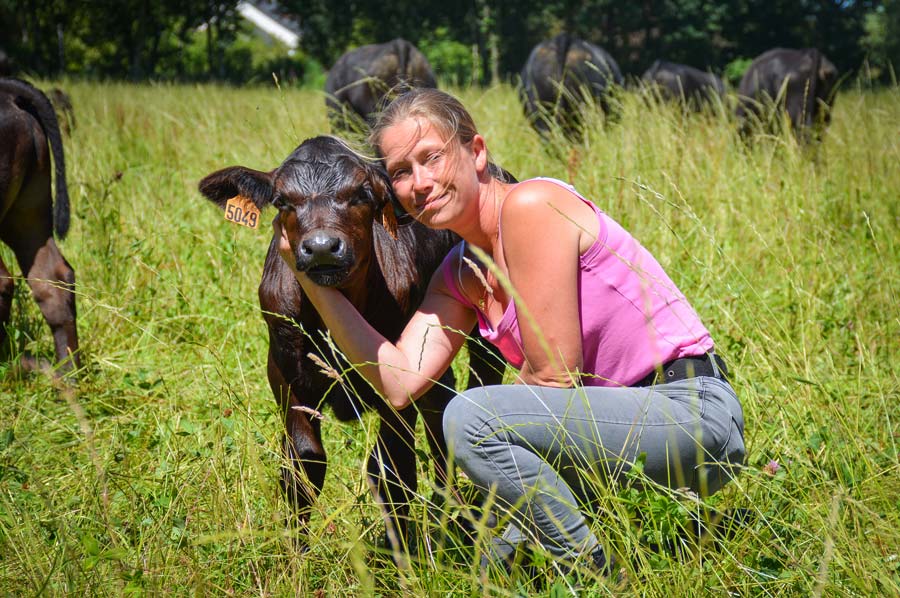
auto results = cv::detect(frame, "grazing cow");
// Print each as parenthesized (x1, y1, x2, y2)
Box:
(0, 78, 79, 372)
(641, 60, 725, 108)
(736, 48, 839, 140)
(324, 39, 437, 133)
(198, 136, 506, 551)
(519, 33, 623, 140)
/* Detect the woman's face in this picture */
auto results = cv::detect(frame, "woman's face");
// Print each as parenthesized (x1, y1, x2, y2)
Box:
(381, 116, 482, 229)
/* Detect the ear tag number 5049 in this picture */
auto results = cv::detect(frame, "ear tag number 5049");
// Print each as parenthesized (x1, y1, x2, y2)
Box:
(224, 195, 260, 229)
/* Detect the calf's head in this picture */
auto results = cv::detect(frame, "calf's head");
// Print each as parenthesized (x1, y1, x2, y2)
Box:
(198, 136, 398, 287)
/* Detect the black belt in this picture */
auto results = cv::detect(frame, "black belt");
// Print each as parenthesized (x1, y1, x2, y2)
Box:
(632, 353, 730, 387)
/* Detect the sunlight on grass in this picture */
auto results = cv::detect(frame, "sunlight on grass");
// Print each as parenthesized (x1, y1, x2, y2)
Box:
(0, 80, 897, 596)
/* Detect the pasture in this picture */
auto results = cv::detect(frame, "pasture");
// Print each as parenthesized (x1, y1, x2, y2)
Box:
(0, 81, 898, 596)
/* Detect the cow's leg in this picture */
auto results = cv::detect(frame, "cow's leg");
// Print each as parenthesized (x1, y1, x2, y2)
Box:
(9, 235, 79, 373)
(369, 403, 418, 552)
(0, 256, 14, 352)
(417, 375, 456, 491)
(268, 352, 326, 545)
(282, 409, 326, 538)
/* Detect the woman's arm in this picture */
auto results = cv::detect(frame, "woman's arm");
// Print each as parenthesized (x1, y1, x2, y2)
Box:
(276, 221, 476, 410)
(499, 180, 597, 387)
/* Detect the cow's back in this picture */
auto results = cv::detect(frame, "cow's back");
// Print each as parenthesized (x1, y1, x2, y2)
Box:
(567, 40, 622, 90)
(643, 61, 723, 103)
(0, 78, 69, 238)
(0, 86, 50, 227)
(739, 48, 824, 99)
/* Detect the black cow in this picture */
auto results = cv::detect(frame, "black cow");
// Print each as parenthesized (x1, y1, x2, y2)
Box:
(324, 39, 437, 133)
(0, 78, 79, 373)
(520, 33, 623, 140)
(736, 48, 839, 140)
(198, 136, 506, 551)
(641, 60, 725, 108)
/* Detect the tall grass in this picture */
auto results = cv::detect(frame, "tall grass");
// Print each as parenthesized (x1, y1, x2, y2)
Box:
(0, 80, 897, 596)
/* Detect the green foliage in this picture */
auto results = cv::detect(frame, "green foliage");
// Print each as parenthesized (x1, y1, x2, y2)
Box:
(862, 1, 900, 84)
(723, 57, 754, 87)
(0, 80, 898, 596)
(420, 28, 475, 87)
(0, 1, 892, 86)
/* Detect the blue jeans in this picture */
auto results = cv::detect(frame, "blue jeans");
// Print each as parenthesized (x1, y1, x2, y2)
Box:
(442, 377, 745, 561)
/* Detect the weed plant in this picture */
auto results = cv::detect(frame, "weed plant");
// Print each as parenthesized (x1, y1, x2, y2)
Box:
(0, 80, 897, 596)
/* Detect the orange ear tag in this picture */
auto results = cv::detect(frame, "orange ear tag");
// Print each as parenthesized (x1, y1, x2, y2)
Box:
(224, 195, 261, 229)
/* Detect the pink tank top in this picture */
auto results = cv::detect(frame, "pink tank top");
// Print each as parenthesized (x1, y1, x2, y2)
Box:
(440, 177, 714, 387)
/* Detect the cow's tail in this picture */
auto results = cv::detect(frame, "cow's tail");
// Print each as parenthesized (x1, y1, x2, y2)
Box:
(394, 38, 411, 83)
(556, 32, 574, 80)
(806, 48, 822, 128)
(4, 78, 70, 239)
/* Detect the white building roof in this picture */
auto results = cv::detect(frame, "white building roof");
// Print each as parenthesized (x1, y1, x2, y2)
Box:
(237, 1, 300, 50)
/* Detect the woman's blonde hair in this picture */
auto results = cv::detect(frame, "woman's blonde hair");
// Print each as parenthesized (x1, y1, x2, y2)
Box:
(370, 88, 508, 182)
(369, 88, 479, 157)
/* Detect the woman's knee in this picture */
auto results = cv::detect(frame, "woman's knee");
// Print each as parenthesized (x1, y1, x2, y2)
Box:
(442, 386, 496, 459)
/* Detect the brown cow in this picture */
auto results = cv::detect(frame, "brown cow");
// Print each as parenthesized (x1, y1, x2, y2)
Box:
(198, 136, 506, 552)
(0, 78, 79, 373)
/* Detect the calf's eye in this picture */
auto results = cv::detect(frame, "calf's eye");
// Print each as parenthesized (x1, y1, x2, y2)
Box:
(349, 194, 371, 207)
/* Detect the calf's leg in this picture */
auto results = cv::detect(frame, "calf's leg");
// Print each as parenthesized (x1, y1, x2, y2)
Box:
(269, 353, 327, 542)
(369, 403, 419, 551)
(8, 235, 79, 372)
(0, 257, 14, 351)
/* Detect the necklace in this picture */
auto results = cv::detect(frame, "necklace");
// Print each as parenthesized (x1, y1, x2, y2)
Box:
(461, 254, 494, 312)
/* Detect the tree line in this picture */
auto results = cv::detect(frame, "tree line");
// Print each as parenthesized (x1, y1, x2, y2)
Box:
(2, 0, 898, 86)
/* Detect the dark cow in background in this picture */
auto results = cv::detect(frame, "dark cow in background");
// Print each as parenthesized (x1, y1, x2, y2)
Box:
(736, 48, 839, 140)
(198, 136, 506, 552)
(520, 33, 623, 140)
(324, 39, 437, 133)
(0, 78, 79, 373)
(641, 60, 725, 109)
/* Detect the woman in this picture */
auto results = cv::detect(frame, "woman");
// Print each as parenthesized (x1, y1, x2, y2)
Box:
(275, 88, 745, 573)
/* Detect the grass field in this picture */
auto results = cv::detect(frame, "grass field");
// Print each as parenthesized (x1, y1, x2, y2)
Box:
(0, 80, 898, 596)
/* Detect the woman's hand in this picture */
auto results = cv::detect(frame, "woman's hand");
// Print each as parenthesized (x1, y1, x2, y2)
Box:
(269, 213, 475, 409)
(273, 216, 295, 271)
(273, 215, 315, 290)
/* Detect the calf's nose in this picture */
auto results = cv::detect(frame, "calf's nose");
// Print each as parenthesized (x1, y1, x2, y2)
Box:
(300, 232, 345, 260)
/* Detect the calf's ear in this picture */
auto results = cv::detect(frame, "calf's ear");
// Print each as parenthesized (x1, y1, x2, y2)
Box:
(198, 166, 274, 210)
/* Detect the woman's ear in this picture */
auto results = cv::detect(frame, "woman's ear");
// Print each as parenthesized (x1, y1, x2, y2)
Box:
(471, 134, 489, 177)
